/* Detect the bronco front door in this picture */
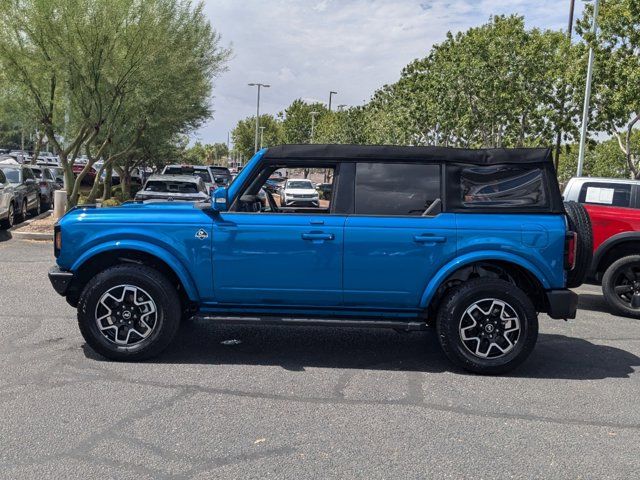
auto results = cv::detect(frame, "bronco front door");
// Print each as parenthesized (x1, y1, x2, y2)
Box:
(212, 212, 346, 307)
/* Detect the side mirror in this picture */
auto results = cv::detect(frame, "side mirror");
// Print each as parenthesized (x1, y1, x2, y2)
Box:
(25, 178, 35, 185)
(212, 187, 228, 212)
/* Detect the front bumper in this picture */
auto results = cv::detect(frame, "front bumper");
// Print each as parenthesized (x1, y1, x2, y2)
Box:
(48, 266, 74, 296)
(545, 289, 578, 319)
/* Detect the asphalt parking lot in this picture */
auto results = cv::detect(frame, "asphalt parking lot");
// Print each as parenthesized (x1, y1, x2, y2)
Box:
(1, 233, 639, 479)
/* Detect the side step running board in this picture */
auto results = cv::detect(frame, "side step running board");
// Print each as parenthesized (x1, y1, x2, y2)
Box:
(191, 315, 427, 331)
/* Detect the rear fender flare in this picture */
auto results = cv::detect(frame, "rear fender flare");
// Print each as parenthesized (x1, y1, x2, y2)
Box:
(70, 240, 200, 302)
(419, 251, 550, 309)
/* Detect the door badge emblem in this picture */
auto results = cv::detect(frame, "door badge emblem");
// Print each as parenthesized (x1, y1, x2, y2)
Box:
(195, 229, 208, 240)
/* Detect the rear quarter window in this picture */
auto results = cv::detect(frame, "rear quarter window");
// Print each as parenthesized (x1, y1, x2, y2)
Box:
(578, 182, 632, 208)
(450, 165, 548, 210)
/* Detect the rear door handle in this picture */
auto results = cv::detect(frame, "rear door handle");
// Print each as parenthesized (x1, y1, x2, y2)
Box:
(301, 232, 334, 242)
(413, 234, 447, 244)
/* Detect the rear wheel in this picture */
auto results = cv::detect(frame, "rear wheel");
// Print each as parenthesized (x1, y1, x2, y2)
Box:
(16, 199, 27, 222)
(436, 278, 538, 375)
(564, 201, 593, 288)
(602, 255, 640, 319)
(28, 195, 41, 216)
(77, 264, 181, 360)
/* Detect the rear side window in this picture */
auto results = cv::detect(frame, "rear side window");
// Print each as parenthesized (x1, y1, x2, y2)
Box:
(0, 170, 5, 183)
(578, 182, 632, 208)
(460, 166, 547, 208)
(355, 163, 441, 216)
(144, 181, 199, 193)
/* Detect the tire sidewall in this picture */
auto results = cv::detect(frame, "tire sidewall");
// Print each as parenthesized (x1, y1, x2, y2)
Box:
(437, 280, 538, 374)
(602, 255, 640, 318)
(78, 266, 180, 359)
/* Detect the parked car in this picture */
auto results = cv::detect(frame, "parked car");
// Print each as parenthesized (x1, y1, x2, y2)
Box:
(28, 165, 60, 210)
(564, 177, 640, 317)
(281, 178, 319, 207)
(72, 161, 98, 185)
(0, 168, 18, 229)
(134, 174, 210, 203)
(161, 165, 231, 195)
(0, 164, 41, 220)
(317, 182, 333, 200)
(49, 145, 587, 374)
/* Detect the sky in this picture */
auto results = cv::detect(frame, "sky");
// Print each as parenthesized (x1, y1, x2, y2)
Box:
(196, 0, 584, 146)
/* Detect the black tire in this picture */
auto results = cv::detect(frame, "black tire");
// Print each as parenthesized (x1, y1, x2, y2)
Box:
(602, 255, 640, 319)
(28, 195, 41, 216)
(564, 201, 593, 288)
(436, 278, 538, 375)
(16, 199, 27, 222)
(0, 202, 14, 230)
(41, 195, 51, 212)
(77, 264, 181, 361)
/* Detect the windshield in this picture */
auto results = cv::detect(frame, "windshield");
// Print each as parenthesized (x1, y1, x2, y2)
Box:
(1, 168, 20, 183)
(144, 181, 200, 193)
(30, 168, 43, 179)
(287, 180, 313, 189)
(164, 167, 212, 183)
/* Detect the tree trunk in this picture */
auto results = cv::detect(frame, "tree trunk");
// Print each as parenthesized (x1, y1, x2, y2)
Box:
(121, 168, 132, 200)
(626, 114, 640, 179)
(102, 166, 113, 201)
(86, 164, 106, 204)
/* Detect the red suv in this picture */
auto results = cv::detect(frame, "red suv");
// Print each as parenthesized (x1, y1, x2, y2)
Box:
(564, 177, 640, 317)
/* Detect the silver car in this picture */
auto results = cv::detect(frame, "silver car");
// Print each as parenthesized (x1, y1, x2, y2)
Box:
(0, 169, 18, 229)
(134, 174, 210, 203)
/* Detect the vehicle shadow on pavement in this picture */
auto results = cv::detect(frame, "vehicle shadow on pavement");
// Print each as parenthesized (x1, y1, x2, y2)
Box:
(578, 293, 615, 315)
(0, 231, 12, 242)
(85, 320, 640, 380)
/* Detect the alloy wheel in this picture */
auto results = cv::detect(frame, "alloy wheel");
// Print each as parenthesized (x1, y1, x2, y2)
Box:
(95, 284, 158, 346)
(612, 266, 640, 309)
(459, 298, 521, 359)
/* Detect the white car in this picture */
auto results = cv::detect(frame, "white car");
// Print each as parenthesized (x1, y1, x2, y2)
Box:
(281, 178, 319, 207)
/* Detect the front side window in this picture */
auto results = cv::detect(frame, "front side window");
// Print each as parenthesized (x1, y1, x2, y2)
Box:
(578, 182, 632, 208)
(355, 163, 441, 216)
(461, 166, 547, 208)
(0, 170, 6, 183)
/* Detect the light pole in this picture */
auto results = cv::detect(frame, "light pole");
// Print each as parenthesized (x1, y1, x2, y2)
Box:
(328, 91, 337, 111)
(310, 111, 319, 144)
(260, 126, 265, 149)
(248, 83, 270, 153)
(577, 0, 600, 177)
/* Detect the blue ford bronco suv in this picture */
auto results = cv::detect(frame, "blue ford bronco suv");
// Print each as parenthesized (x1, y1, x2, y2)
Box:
(49, 145, 585, 374)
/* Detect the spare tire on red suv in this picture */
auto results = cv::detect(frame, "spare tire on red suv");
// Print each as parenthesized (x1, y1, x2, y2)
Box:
(564, 201, 593, 288)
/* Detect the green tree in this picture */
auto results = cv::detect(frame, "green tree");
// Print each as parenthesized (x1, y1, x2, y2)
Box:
(279, 99, 327, 144)
(0, 0, 229, 207)
(576, 0, 640, 178)
(362, 16, 578, 151)
(232, 114, 283, 160)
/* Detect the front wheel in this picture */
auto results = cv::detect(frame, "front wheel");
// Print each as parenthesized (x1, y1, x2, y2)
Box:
(436, 278, 538, 375)
(77, 264, 181, 361)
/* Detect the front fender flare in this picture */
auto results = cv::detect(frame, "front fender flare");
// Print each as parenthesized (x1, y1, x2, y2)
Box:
(419, 251, 551, 309)
(70, 240, 200, 302)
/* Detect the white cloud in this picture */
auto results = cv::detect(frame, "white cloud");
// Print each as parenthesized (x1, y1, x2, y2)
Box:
(194, 0, 583, 145)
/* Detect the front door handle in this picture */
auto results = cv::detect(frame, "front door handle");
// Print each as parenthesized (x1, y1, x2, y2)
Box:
(413, 234, 447, 244)
(301, 232, 335, 242)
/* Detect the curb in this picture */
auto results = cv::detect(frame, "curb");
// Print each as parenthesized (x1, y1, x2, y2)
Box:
(10, 210, 54, 241)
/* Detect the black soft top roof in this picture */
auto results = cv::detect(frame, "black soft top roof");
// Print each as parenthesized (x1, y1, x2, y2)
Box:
(263, 144, 552, 165)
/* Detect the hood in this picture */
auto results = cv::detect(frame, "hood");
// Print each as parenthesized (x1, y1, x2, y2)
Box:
(59, 201, 210, 226)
